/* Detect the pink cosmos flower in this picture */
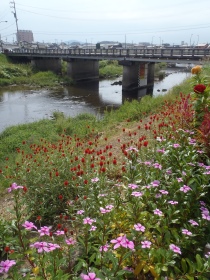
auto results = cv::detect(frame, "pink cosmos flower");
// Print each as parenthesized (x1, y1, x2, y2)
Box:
(0, 260, 16, 274)
(7, 182, 23, 193)
(141, 240, 151, 248)
(22, 221, 37, 231)
(169, 244, 181, 254)
(80, 272, 100, 280)
(134, 223, 145, 232)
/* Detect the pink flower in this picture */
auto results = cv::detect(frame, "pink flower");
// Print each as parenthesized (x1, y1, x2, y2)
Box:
(77, 210, 85, 215)
(91, 177, 99, 183)
(90, 226, 97, 231)
(141, 240, 151, 248)
(0, 260, 16, 274)
(134, 223, 145, 232)
(66, 238, 76, 245)
(173, 144, 181, 148)
(168, 201, 178, 205)
(169, 244, 181, 254)
(38, 226, 51, 236)
(7, 182, 23, 193)
(54, 230, 65, 236)
(81, 272, 100, 280)
(22, 221, 37, 231)
(128, 183, 138, 189)
(99, 244, 110, 252)
(30, 242, 60, 253)
(110, 235, 134, 250)
(153, 163, 162, 170)
(83, 217, 95, 225)
(159, 190, 169, 195)
(131, 191, 143, 197)
(177, 177, 183, 182)
(153, 208, 163, 216)
(180, 185, 192, 193)
(182, 229, 192, 235)
(189, 219, 199, 226)
(150, 180, 160, 187)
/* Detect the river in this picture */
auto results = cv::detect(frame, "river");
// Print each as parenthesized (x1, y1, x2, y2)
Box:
(0, 68, 191, 133)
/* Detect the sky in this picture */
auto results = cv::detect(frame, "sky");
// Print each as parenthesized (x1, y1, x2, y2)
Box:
(0, 0, 210, 45)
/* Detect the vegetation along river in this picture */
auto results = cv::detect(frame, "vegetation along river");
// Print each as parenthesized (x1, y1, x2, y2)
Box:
(0, 68, 191, 133)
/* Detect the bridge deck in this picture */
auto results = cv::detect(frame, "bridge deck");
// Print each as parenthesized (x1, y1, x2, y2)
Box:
(6, 47, 209, 63)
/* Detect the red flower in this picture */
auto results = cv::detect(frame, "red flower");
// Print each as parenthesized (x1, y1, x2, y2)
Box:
(194, 84, 206, 93)
(4, 246, 10, 252)
(64, 180, 69, 186)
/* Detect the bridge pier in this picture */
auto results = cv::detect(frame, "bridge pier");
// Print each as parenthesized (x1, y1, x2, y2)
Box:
(66, 59, 99, 82)
(119, 61, 155, 91)
(31, 58, 62, 74)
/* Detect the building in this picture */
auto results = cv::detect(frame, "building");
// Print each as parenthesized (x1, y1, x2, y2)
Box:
(17, 30, 34, 43)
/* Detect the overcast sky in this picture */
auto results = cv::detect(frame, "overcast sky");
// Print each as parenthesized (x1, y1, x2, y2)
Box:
(0, 0, 210, 45)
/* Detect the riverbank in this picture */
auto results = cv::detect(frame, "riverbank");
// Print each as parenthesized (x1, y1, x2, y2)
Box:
(0, 65, 210, 279)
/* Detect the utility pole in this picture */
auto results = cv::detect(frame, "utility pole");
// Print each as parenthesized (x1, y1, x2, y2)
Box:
(10, 0, 19, 43)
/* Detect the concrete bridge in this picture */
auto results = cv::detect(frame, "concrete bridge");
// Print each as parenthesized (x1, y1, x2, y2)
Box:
(6, 47, 209, 91)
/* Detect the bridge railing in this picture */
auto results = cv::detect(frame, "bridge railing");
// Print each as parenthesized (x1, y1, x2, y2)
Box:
(7, 47, 210, 60)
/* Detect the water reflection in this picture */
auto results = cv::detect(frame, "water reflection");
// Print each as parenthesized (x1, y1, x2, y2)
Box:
(0, 69, 191, 133)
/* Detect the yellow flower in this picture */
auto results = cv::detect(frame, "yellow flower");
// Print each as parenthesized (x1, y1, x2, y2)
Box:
(32, 266, 39, 275)
(191, 65, 202, 74)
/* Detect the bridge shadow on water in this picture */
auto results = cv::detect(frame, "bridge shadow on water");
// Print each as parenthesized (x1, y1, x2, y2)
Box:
(67, 80, 153, 113)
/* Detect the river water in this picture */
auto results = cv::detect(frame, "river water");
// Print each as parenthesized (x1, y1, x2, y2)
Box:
(0, 68, 191, 133)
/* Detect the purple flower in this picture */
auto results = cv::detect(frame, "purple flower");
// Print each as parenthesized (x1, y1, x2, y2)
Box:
(169, 244, 181, 254)
(150, 180, 160, 187)
(189, 219, 199, 226)
(134, 223, 145, 232)
(99, 243, 110, 252)
(173, 144, 181, 148)
(22, 221, 37, 231)
(66, 238, 76, 245)
(168, 200, 178, 205)
(131, 191, 143, 197)
(0, 260, 16, 274)
(80, 272, 100, 280)
(7, 182, 23, 193)
(141, 240, 151, 248)
(153, 163, 162, 170)
(159, 190, 169, 195)
(182, 229, 192, 235)
(110, 235, 134, 250)
(77, 210, 85, 215)
(90, 226, 97, 231)
(54, 230, 65, 236)
(153, 208, 163, 216)
(83, 217, 95, 225)
(180, 185, 192, 193)
(128, 183, 138, 189)
(91, 177, 99, 183)
(177, 177, 183, 182)
(38, 226, 51, 236)
(30, 242, 60, 253)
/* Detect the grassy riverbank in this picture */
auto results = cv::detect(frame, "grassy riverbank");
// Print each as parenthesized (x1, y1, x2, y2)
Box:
(0, 66, 193, 193)
(0, 63, 210, 279)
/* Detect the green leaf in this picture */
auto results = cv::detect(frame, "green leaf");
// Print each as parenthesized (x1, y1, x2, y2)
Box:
(181, 258, 188, 273)
(196, 254, 204, 272)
